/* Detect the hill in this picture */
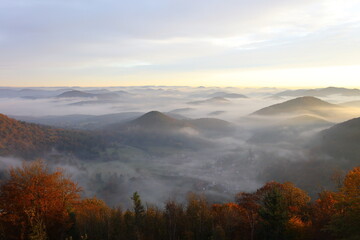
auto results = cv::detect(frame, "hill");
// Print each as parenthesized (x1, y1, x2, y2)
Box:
(124, 111, 234, 135)
(188, 97, 230, 105)
(248, 115, 333, 145)
(128, 111, 189, 130)
(263, 116, 360, 194)
(0, 114, 105, 159)
(281, 115, 332, 127)
(12, 112, 143, 130)
(105, 111, 235, 152)
(56, 90, 96, 98)
(208, 92, 247, 99)
(56, 90, 123, 100)
(318, 117, 360, 163)
(275, 87, 360, 97)
(251, 96, 341, 117)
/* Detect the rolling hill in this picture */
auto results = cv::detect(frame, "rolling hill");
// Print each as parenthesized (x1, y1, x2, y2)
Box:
(251, 96, 341, 118)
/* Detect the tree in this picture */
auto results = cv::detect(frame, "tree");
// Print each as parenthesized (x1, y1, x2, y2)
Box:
(327, 167, 360, 239)
(310, 191, 337, 240)
(259, 187, 289, 240)
(131, 192, 145, 239)
(0, 160, 81, 240)
(164, 200, 185, 240)
(211, 203, 244, 240)
(236, 192, 260, 240)
(74, 197, 110, 240)
(185, 193, 213, 240)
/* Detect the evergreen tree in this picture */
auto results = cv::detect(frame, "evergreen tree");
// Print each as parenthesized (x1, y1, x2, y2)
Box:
(131, 192, 145, 239)
(259, 187, 289, 240)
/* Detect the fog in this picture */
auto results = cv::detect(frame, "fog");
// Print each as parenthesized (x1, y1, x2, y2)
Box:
(1, 86, 360, 207)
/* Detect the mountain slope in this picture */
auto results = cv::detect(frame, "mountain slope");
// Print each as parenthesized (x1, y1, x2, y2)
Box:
(251, 96, 341, 117)
(0, 114, 105, 159)
(318, 117, 360, 162)
(281, 115, 332, 127)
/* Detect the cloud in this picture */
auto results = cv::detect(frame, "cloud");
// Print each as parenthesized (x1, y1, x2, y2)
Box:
(1, 0, 360, 86)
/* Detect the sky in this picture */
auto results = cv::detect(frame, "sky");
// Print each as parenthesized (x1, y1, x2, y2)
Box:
(1, 0, 360, 88)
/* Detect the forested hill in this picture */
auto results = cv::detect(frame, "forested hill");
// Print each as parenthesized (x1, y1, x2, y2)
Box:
(319, 116, 360, 162)
(0, 113, 105, 159)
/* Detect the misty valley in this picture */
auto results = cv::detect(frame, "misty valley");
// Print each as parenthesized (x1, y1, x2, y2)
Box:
(1, 86, 360, 208)
(3, 0, 360, 238)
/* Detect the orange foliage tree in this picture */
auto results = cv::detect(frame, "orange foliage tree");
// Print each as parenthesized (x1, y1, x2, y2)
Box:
(327, 166, 360, 239)
(73, 197, 111, 240)
(0, 160, 81, 240)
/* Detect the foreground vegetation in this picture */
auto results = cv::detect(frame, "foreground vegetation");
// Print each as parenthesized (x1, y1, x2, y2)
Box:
(0, 160, 359, 240)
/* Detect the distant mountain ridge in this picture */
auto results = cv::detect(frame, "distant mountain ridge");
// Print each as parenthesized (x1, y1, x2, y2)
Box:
(208, 92, 247, 99)
(188, 97, 230, 105)
(56, 90, 130, 100)
(275, 87, 360, 97)
(56, 90, 96, 98)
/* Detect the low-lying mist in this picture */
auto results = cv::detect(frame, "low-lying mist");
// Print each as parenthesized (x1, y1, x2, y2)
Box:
(1, 86, 360, 207)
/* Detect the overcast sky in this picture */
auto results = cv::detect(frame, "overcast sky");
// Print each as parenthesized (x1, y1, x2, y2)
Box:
(1, 0, 360, 87)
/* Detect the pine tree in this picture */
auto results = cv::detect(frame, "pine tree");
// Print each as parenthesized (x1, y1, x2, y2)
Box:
(259, 187, 289, 240)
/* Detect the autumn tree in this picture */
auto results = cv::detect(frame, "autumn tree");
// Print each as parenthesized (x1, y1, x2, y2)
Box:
(143, 205, 166, 240)
(0, 160, 81, 240)
(310, 191, 337, 240)
(211, 203, 244, 240)
(236, 192, 260, 240)
(73, 197, 110, 240)
(327, 167, 360, 239)
(108, 207, 124, 240)
(164, 200, 186, 240)
(185, 193, 213, 240)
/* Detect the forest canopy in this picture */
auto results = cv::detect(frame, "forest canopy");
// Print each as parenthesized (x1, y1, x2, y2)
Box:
(0, 160, 358, 240)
